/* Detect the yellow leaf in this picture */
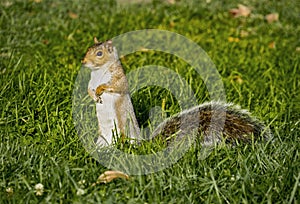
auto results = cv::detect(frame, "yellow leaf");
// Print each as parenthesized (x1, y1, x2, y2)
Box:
(229, 4, 251, 18)
(95, 170, 129, 184)
(240, 30, 249, 38)
(139, 47, 150, 52)
(167, 0, 175, 4)
(69, 12, 78, 19)
(228, 37, 240, 42)
(231, 75, 244, 84)
(268, 41, 276, 49)
(265, 13, 279, 23)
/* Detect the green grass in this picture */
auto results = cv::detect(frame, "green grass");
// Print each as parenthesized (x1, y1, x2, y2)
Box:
(1, 0, 299, 203)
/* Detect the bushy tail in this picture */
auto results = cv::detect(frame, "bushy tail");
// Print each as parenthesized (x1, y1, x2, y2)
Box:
(150, 101, 272, 146)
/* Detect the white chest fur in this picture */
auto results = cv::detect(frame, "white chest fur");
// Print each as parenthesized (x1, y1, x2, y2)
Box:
(88, 67, 119, 146)
(88, 64, 141, 147)
(94, 92, 141, 146)
(95, 93, 120, 146)
(88, 66, 111, 90)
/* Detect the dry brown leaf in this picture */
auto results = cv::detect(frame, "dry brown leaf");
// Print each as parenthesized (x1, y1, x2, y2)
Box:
(2, 1, 13, 6)
(229, 4, 251, 18)
(231, 75, 244, 84)
(42, 39, 49, 45)
(117, 0, 151, 4)
(268, 41, 276, 49)
(139, 47, 150, 52)
(169, 20, 175, 28)
(95, 170, 129, 184)
(68, 12, 78, 19)
(265, 13, 279, 23)
(240, 30, 249, 38)
(167, 0, 175, 4)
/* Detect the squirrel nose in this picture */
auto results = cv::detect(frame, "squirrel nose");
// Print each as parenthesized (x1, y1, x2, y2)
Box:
(81, 58, 87, 64)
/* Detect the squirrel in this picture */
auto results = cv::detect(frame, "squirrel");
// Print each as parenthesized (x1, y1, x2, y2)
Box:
(81, 38, 140, 146)
(81, 37, 272, 148)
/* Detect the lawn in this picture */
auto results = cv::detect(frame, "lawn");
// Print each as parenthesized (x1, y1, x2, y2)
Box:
(0, 0, 299, 203)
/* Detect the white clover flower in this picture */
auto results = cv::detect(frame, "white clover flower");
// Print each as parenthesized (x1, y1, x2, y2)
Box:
(76, 188, 85, 196)
(6, 187, 13, 194)
(78, 180, 86, 185)
(34, 183, 44, 196)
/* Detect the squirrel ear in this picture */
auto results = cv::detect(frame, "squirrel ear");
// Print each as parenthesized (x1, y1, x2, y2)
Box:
(106, 40, 113, 53)
(94, 37, 99, 44)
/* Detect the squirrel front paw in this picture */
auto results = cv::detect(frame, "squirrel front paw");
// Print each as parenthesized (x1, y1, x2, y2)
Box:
(88, 88, 103, 104)
(88, 84, 109, 104)
(95, 85, 105, 97)
(93, 89, 103, 104)
(95, 95, 103, 104)
(94, 85, 107, 104)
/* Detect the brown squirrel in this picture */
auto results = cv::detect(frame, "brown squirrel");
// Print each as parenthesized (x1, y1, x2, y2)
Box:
(81, 37, 271, 147)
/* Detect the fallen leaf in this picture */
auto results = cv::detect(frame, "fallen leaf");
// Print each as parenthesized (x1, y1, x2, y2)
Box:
(229, 4, 251, 18)
(117, 0, 151, 4)
(95, 170, 129, 184)
(139, 47, 150, 52)
(2, 1, 13, 7)
(68, 12, 78, 19)
(268, 41, 276, 49)
(265, 13, 279, 23)
(167, 0, 175, 4)
(42, 39, 49, 45)
(240, 30, 249, 38)
(231, 75, 243, 84)
(228, 37, 240, 42)
(169, 20, 175, 28)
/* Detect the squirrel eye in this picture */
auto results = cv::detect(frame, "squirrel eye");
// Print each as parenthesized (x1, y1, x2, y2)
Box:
(96, 51, 103, 57)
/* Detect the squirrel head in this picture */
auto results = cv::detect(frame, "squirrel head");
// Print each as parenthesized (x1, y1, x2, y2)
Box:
(82, 37, 119, 69)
